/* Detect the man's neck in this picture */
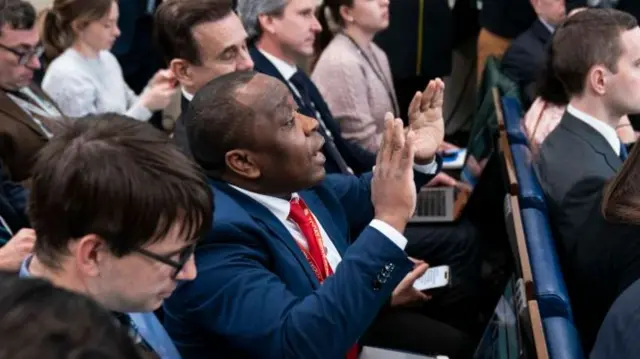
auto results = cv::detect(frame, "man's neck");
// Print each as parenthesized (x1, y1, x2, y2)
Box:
(28, 255, 89, 296)
(342, 25, 375, 49)
(569, 96, 621, 129)
(222, 175, 294, 200)
(256, 37, 298, 67)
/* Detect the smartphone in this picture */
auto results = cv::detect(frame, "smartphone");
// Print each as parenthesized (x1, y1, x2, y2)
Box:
(413, 265, 450, 291)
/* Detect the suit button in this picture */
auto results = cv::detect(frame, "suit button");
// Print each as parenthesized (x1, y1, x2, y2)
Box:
(372, 279, 382, 291)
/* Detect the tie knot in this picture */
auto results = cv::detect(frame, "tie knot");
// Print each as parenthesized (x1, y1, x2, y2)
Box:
(289, 197, 308, 221)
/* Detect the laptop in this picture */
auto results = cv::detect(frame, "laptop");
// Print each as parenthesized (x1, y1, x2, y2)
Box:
(410, 111, 497, 223)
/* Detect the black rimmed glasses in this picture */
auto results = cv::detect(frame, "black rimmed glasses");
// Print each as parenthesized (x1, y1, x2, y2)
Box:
(134, 242, 197, 279)
(0, 43, 44, 66)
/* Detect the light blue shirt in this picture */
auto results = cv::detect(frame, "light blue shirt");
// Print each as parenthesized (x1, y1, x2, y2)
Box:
(19, 255, 181, 359)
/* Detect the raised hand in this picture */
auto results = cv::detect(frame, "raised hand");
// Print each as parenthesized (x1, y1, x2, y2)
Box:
(407, 78, 446, 164)
(371, 113, 417, 234)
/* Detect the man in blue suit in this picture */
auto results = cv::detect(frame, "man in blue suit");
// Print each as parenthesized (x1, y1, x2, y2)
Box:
(164, 71, 474, 358)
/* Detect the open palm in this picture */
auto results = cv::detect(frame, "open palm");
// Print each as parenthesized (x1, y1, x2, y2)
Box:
(407, 78, 445, 164)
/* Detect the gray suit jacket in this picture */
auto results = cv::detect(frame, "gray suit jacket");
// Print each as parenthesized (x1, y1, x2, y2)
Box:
(536, 111, 622, 256)
(535, 111, 640, 352)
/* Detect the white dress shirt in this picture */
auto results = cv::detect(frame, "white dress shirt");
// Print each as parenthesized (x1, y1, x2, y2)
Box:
(566, 105, 621, 156)
(230, 185, 408, 271)
(182, 87, 194, 101)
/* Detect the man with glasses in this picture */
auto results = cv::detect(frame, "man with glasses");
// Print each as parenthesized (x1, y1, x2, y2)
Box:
(0, 0, 64, 182)
(19, 114, 213, 359)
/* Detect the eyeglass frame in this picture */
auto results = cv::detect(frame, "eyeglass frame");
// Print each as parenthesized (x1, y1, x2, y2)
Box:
(134, 242, 197, 279)
(0, 42, 44, 66)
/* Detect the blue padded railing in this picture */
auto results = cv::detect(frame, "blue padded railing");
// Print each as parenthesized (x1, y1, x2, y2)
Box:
(502, 96, 528, 145)
(520, 208, 572, 319)
(543, 317, 585, 359)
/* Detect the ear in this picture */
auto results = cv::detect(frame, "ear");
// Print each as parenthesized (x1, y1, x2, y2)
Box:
(225, 149, 262, 180)
(588, 65, 607, 96)
(170, 58, 193, 89)
(339, 5, 353, 24)
(70, 19, 89, 38)
(74, 234, 106, 278)
(258, 13, 277, 36)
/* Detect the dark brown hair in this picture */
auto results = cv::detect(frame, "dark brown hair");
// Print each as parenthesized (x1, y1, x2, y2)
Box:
(28, 114, 213, 269)
(602, 143, 640, 224)
(0, 0, 37, 36)
(0, 272, 143, 359)
(551, 8, 637, 97)
(40, 0, 114, 62)
(315, 0, 354, 57)
(154, 0, 233, 65)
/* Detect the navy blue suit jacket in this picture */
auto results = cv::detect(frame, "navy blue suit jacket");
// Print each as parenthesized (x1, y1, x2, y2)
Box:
(163, 168, 437, 358)
(250, 46, 377, 175)
(0, 163, 28, 243)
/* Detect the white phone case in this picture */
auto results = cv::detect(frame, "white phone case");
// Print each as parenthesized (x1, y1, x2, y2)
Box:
(413, 265, 450, 291)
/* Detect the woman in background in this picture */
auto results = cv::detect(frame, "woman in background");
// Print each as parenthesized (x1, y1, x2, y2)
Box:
(40, 0, 175, 121)
(312, 0, 398, 153)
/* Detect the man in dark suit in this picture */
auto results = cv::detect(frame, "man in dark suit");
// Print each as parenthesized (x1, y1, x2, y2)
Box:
(154, 0, 254, 158)
(501, 0, 566, 106)
(164, 70, 473, 358)
(0, 0, 65, 182)
(535, 9, 640, 352)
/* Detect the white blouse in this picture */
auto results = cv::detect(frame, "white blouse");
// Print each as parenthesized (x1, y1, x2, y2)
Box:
(42, 48, 152, 121)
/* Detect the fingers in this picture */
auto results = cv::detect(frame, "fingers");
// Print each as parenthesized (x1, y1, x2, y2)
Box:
(399, 130, 416, 171)
(420, 78, 445, 111)
(431, 78, 445, 110)
(13, 228, 36, 242)
(408, 91, 421, 122)
(376, 113, 395, 169)
(406, 262, 430, 283)
(389, 118, 405, 166)
(421, 80, 436, 110)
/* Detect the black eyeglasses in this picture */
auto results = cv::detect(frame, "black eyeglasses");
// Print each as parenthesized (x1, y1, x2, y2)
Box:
(0, 43, 44, 65)
(134, 243, 197, 279)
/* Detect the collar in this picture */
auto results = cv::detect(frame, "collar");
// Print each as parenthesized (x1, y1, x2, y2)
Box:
(181, 87, 194, 102)
(538, 17, 555, 33)
(567, 104, 621, 155)
(258, 48, 298, 81)
(19, 254, 32, 278)
(229, 184, 297, 222)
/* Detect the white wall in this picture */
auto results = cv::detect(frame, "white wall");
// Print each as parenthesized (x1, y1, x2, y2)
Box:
(28, 0, 52, 12)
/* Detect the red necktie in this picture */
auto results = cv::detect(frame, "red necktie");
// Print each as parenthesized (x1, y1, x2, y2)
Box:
(288, 197, 358, 359)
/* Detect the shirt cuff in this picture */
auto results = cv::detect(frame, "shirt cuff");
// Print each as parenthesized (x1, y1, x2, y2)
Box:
(370, 219, 408, 250)
(127, 101, 153, 122)
(413, 158, 438, 174)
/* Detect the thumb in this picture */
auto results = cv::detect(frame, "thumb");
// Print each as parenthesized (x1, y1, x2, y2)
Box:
(406, 263, 429, 283)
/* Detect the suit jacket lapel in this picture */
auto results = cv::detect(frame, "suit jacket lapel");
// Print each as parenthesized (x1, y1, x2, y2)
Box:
(213, 180, 321, 287)
(531, 19, 552, 45)
(299, 190, 348, 256)
(0, 89, 48, 139)
(560, 111, 622, 172)
(249, 46, 315, 117)
(180, 94, 189, 113)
